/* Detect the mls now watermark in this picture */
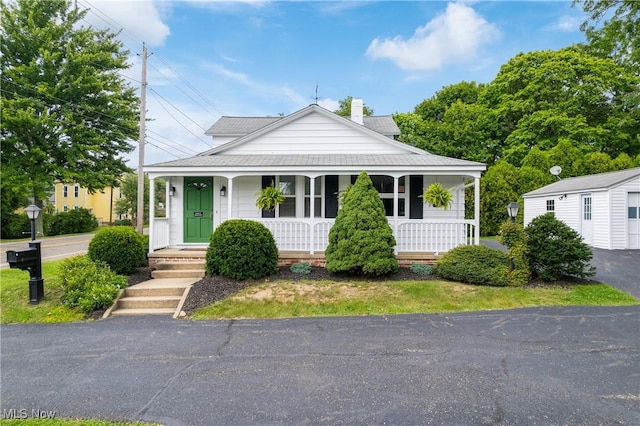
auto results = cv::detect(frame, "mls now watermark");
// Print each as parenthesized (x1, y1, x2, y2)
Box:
(2, 408, 57, 419)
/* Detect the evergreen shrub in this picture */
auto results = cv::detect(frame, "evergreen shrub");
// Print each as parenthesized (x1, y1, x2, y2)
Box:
(410, 263, 433, 276)
(499, 220, 530, 286)
(435, 245, 510, 286)
(48, 208, 98, 236)
(290, 262, 312, 275)
(60, 255, 127, 313)
(88, 226, 147, 275)
(325, 171, 399, 276)
(206, 219, 278, 280)
(525, 213, 595, 281)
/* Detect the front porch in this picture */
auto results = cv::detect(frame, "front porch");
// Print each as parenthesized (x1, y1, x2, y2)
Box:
(148, 247, 442, 269)
(149, 217, 476, 266)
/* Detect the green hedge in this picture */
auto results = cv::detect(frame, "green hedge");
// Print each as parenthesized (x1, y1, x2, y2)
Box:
(435, 245, 510, 286)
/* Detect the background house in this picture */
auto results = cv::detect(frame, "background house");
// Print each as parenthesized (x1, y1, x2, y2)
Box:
(52, 183, 127, 225)
(523, 168, 640, 250)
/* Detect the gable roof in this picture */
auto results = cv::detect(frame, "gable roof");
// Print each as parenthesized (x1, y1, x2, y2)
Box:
(523, 167, 640, 197)
(198, 103, 414, 157)
(204, 105, 400, 140)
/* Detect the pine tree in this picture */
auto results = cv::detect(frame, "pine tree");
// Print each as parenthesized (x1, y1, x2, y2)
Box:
(325, 171, 398, 276)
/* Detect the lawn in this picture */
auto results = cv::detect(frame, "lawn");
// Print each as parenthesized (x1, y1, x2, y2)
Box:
(0, 260, 84, 324)
(192, 278, 637, 320)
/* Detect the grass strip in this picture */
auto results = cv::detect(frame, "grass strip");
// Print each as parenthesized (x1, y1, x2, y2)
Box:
(192, 279, 637, 319)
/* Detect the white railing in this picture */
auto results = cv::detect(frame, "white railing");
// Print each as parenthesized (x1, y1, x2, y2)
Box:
(151, 217, 475, 254)
(152, 218, 170, 250)
(395, 220, 475, 254)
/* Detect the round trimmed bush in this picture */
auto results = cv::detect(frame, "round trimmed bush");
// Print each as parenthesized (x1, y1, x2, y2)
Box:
(206, 219, 278, 280)
(435, 245, 510, 286)
(88, 226, 147, 275)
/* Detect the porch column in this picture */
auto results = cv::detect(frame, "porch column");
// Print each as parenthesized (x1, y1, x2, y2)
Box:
(474, 176, 480, 245)
(227, 177, 233, 220)
(393, 176, 399, 255)
(310, 176, 315, 255)
(149, 177, 155, 254)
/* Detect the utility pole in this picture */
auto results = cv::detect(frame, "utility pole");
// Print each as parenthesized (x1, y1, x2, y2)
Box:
(137, 43, 148, 235)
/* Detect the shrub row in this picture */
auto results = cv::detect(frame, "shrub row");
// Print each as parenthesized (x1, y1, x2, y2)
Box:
(60, 256, 127, 313)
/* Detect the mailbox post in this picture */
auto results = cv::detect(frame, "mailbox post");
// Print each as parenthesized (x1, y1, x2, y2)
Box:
(6, 205, 45, 304)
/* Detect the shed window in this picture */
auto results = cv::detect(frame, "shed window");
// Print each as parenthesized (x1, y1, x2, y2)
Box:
(583, 196, 592, 220)
(546, 199, 555, 212)
(629, 207, 638, 219)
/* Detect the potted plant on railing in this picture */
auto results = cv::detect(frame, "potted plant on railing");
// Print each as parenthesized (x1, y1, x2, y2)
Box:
(421, 182, 453, 210)
(256, 181, 285, 211)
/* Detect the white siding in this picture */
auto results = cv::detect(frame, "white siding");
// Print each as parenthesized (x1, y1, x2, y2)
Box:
(591, 190, 611, 249)
(555, 193, 581, 232)
(168, 179, 183, 247)
(422, 177, 464, 220)
(222, 111, 408, 155)
(524, 197, 548, 225)
(612, 177, 640, 249)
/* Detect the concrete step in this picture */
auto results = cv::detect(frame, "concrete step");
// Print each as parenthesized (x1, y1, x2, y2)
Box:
(151, 269, 205, 279)
(124, 286, 185, 297)
(155, 262, 206, 271)
(117, 295, 182, 310)
(110, 308, 177, 316)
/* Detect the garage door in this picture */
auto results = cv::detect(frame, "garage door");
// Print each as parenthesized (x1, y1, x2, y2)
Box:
(629, 192, 640, 249)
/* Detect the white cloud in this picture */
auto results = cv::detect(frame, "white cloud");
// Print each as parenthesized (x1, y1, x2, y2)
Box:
(318, 98, 339, 112)
(550, 15, 582, 32)
(366, 2, 500, 71)
(81, 0, 170, 46)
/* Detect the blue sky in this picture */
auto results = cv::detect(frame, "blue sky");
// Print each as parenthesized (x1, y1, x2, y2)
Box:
(81, 1, 589, 165)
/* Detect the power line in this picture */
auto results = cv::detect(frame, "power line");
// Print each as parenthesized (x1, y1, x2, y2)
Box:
(148, 86, 207, 132)
(150, 89, 210, 148)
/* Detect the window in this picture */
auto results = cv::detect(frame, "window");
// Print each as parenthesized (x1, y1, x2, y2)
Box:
(583, 196, 592, 221)
(304, 177, 322, 218)
(278, 176, 296, 217)
(74, 184, 79, 198)
(370, 175, 406, 217)
(63, 185, 68, 198)
(382, 199, 405, 217)
(74, 205, 79, 210)
(546, 199, 555, 212)
(629, 206, 638, 219)
(63, 205, 68, 212)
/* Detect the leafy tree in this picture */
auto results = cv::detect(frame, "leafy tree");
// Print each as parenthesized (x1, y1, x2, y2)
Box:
(1, 0, 139, 228)
(574, 0, 639, 68)
(115, 174, 166, 222)
(325, 171, 398, 276)
(333, 96, 374, 117)
(479, 162, 521, 236)
(479, 47, 639, 162)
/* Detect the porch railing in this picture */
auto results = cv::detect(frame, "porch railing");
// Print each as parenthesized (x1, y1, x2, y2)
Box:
(151, 218, 476, 254)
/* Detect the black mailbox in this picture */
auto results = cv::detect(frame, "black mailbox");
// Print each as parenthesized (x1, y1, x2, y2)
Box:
(7, 247, 38, 270)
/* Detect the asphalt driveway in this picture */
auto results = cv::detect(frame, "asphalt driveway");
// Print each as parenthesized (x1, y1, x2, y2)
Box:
(1, 306, 638, 425)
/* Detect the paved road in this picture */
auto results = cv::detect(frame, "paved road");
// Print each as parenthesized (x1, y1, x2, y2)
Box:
(0, 233, 92, 268)
(1, 306, 638, 425)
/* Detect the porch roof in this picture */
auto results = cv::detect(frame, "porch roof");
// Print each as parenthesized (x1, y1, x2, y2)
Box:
(146, 153, 485, 169)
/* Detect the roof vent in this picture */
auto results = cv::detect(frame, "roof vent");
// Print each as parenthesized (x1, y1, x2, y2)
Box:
(351, 98, 364, 125)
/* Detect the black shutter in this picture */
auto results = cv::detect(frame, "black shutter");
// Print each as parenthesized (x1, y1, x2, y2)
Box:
(261, 175, 276, 218)
(325, 175, 339, 218)
(409, 175, 423, 219)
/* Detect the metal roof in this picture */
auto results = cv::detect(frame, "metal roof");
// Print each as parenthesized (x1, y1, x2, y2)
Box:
(523, 167, 640, 197)
(204, 113, 400, 138)
(148, 153, 484, 168)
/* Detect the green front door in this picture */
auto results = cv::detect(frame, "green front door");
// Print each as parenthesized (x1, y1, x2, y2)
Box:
(184, 177, 213, 243)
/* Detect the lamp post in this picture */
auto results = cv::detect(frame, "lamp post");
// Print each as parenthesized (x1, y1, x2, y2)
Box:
(506, 202, 519, 271)
(24, 205, 43, 303)
(24, 204, 41, 240)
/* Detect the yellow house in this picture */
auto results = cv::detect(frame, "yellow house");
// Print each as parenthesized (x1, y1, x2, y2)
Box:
(52, 183, 129, 225)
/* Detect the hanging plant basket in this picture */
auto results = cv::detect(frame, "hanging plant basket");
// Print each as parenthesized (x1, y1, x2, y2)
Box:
(256, 182, 285, 211)
(421, 182, 453, 210)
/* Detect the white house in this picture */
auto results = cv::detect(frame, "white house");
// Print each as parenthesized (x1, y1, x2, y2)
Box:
(144, 101, 486, 262)
(523, 167, 640, 250)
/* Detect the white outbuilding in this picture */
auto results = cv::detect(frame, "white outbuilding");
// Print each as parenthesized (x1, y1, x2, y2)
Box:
(523, 167, 640, 250)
